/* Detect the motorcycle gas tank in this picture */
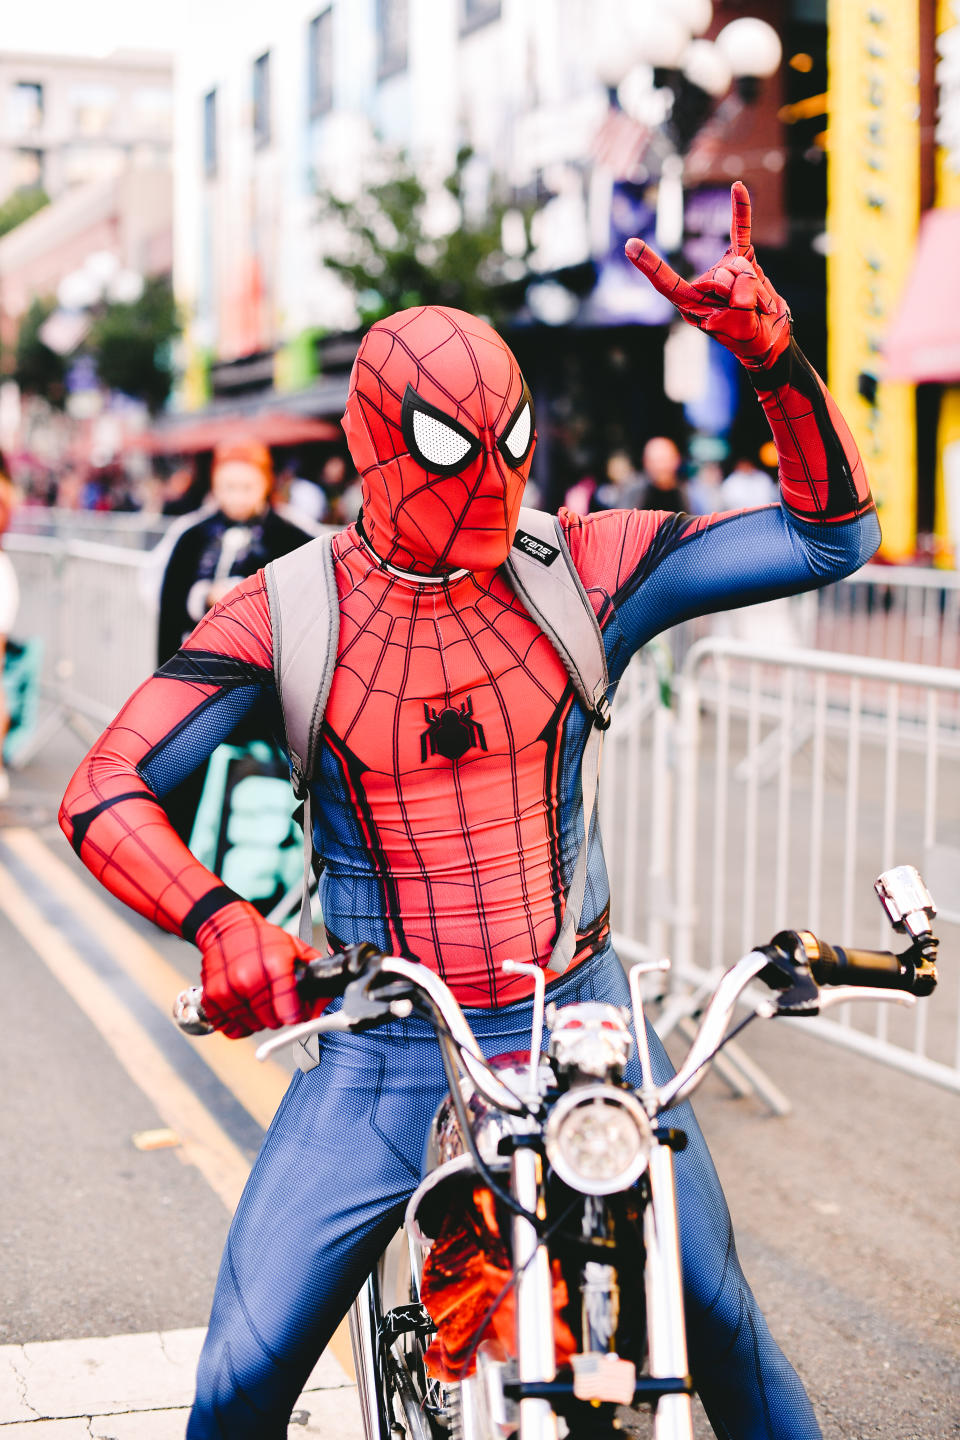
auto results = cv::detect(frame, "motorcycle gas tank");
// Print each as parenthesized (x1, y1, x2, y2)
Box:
(424, 1050, 553, 1173)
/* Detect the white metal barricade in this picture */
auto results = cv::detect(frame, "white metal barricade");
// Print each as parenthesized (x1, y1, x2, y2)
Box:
(815, 563, 960, 670)
(599, 644, 672, 969)
(666, 638, 960, 1093)
(11, 508, 173, 550)
(7, 530, 960, 1095)
(6, 535, 156, 757)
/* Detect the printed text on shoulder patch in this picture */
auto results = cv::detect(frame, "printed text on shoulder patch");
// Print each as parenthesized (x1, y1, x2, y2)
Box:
(513, 529, 560, 566)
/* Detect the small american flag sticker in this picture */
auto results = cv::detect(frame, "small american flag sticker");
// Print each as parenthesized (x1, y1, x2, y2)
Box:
(571, 1351, 637, 1405)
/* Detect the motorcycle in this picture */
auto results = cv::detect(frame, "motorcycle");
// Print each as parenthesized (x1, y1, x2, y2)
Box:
(175, 864, 940, 1440)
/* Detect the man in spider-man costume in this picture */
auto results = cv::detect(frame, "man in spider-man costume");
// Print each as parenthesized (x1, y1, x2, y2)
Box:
(61, 184, 876, 1438)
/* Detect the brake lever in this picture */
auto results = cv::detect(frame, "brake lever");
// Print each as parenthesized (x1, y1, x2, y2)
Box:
(255, 1008, 355, 1059)
(816, 986, 916, 1014)
(755, 983, 918, 1019)
(255, 966, 415, 1061)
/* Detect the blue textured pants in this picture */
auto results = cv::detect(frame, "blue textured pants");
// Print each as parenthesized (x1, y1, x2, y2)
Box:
(188, 947, 820, 1438)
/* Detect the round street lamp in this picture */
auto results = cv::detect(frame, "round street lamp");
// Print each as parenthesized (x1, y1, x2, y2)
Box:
(627, 12, 689, 71)
(681, 38, 733, 98)
(715, 17, 783, 100)
(670, 0, 714, 38)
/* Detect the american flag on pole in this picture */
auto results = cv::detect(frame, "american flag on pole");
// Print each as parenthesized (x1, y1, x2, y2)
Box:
(571, 1351, 638, 1405)
(591, 106, 649, 180)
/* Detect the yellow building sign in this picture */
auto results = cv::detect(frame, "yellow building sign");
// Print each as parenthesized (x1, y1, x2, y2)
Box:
(935, 0, 960, 566)
(827, 0, 920, 561)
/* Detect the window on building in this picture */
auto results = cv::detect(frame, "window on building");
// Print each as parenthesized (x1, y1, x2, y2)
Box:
(70, 83, 117, 137)
(62, 143, 124, 187)
(460, 0, 501, 33)
(376, 0, 408, 81)
(203, 89, 218, 178)
(13, 147, 44, 190)
(133, 85, 174, 136)
(8, 81, 43, 135)
(253, 51, 272, 148)
(308, 8, 334, 117)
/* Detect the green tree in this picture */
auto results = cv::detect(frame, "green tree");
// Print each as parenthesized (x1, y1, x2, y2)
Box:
(13, 296, 66, 404)
(89, 275, 180, 413)
(317, 147, 527, 327)
(0, 187, 49, 240)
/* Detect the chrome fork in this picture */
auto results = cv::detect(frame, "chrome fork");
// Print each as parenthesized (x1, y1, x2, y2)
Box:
(349, 1269, 393, 1440)
(512, 1144, 558, 1440)
(501, 960, 557, 1440)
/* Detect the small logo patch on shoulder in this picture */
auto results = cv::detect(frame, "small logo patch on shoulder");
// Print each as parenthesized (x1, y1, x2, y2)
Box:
(513, 529, 560, 566)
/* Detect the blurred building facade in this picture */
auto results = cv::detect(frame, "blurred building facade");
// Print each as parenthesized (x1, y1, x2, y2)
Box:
(166, 0, 959, 554)
(0, 49, 172, 200)
(173, 0, 803, 480)
(0, 51, 175, 470)
(0, 166, 173, 357)
(824, 0, 960, 565)
(0, 48, 175, 357)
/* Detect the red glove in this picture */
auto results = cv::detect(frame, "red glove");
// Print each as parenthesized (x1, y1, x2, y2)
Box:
(625, 181, 791, 371)
(195, 899, 325, 1038)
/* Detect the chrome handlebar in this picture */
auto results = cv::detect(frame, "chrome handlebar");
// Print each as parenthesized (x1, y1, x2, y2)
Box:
(173, 867, 935, 1120)
(251, 956, 531, 1115)
(653, 951, 772, 1111)
(650, 954, 918, 1112)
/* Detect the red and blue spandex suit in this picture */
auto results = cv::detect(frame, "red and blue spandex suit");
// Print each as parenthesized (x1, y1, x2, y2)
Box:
(61, 190, 877, 1439)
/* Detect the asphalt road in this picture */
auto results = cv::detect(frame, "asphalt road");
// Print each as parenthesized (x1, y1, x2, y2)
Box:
(1, 733, 957, 1438)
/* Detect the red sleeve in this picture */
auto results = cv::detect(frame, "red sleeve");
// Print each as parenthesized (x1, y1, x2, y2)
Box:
(59, 574, 276, 941)
(748, 336, 872, 523)
(557, 506, 673, 620)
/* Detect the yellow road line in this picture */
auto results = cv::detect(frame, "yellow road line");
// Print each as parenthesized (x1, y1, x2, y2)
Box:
(6, 829, 357, 1381)
(0, 856, 250, 1212)
(4, 828, 289, 1131)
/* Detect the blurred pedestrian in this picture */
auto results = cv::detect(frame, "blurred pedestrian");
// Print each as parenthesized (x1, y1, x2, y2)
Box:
(0, 454, 19, 801)
(686, 459, 725, 515)
(155, 438, 318, 842)
(562, 470, 598, 515)
(719, 455, 778, 511)
(634, 435, 687, 512)
(591, 449, 643, 510)
(321, 453, 364, 524)
(284, 454, 328, 525)
(162, 464, 204, 517)
(157, 439, 318, 665)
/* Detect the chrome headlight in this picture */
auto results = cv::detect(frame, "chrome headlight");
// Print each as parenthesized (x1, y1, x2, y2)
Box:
(545, 1085, 653, 1196)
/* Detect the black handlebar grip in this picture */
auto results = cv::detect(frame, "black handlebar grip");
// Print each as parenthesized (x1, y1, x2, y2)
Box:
(808, 936, 905, 989)
(296, 942, 382, 1000)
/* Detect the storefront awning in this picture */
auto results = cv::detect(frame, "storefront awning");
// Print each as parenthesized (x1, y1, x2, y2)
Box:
(883, 209, 960, 383)
(130, 412, 342, 456)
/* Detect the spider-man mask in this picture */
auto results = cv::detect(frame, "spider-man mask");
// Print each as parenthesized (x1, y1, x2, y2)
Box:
(342, 305, 536, 575)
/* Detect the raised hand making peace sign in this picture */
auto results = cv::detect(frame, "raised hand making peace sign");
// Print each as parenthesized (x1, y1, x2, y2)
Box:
(625, 181, 791, 372)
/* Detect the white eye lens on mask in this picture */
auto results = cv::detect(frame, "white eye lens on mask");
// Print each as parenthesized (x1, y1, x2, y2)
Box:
(496, 388, 535, 469)
(501, 402, 531, 462)
(412, 410, 474, 469)
(401, 384, 483, 477)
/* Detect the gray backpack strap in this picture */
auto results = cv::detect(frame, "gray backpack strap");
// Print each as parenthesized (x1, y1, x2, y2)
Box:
(264, 533, 339, 799)
(505, 508, 611, 728)
(264, 534, 339, 960)
(503, 508, 611, 975)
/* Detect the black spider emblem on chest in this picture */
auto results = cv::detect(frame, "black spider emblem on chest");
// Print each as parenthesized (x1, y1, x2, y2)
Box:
(420, 696, 487, 763)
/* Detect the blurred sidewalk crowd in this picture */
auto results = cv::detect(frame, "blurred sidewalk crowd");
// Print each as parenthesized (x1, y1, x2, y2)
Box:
(5, 444, 366, 526)
(3, 429, 779, 528)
